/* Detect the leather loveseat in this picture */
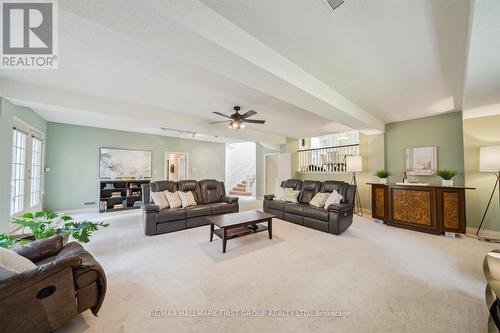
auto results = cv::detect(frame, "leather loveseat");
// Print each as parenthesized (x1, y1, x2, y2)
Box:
(263, 179, 356, 235)
(0, 235, 107, 333)
(142, 179, 239, 236)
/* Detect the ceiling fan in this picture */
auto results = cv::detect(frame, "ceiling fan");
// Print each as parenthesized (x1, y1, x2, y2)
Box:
(211, 106, 265, 129)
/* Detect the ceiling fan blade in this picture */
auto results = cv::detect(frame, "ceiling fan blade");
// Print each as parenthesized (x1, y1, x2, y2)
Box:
(210, 120, 230, 124)
(243, 119, 265, 124)
(212, 111, 231, 119)
(240, 110, 257, 119)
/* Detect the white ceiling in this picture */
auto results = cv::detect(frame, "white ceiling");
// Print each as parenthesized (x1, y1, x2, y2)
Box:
(1, 0, 498, 143)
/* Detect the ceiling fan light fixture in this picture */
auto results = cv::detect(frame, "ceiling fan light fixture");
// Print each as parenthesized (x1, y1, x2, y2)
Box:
(240, 122, 245, 129)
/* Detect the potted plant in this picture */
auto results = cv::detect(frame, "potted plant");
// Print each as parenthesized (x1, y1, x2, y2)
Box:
(11, 211, 108, 244)
(437, 169, 457, 187)
(375, 170, 391, 184)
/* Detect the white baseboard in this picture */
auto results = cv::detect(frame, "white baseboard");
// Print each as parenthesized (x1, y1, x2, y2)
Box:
(59, 207, 98, 215)
(466, 227, 500, 240)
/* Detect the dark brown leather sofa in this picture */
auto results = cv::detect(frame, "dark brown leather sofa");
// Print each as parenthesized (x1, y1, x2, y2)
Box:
(263, 179, 356, 235)
(0, 235, 106, 333)
(142, 179, 239, 236)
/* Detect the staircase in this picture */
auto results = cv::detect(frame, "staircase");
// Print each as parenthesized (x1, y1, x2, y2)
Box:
(230, 178, 255, 196)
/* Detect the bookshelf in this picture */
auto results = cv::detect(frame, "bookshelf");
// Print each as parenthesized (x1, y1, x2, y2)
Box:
(99, 180, 150, 213)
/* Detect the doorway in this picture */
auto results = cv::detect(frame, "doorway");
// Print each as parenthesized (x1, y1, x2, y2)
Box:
(164, 152, 189, 181)
(264, 153, 291, 195)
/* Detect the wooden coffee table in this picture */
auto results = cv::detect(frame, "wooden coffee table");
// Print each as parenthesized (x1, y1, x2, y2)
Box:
(207, 210, 275, 253)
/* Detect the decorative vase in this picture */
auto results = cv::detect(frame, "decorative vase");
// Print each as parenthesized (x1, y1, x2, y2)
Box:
(379, 178, 388, 184)
(442, 179, 453, 187)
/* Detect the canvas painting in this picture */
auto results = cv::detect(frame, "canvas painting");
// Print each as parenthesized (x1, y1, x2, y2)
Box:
(99, 148, 152, 179)
(405, 146, 437, 176)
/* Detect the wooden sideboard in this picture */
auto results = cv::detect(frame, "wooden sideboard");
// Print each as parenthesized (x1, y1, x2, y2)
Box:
(368, 183, 475, 235)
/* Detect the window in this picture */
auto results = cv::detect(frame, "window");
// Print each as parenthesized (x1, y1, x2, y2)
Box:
(10, 129, 27, 215)
(9, 118, 44, 217)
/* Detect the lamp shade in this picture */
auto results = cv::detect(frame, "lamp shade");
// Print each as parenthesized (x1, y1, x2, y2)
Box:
(480, 145, 500, 172)
(346, 155, 363, 172)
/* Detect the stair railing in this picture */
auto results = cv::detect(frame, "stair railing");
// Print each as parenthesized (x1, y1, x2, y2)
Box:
(297, 144, 360, 173)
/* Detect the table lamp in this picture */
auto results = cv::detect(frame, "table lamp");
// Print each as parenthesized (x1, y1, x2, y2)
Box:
(346, 155, 363, 216)
(476, 145, 500, 242)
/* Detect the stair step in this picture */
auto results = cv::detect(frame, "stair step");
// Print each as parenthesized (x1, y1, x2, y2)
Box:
(235, 184, 247, 189)
(230, 191, 252, 196)
(232, 188, 248, 192)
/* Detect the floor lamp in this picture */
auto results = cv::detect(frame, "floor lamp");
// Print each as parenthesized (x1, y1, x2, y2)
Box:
(346, 155, 363, 216)
(476, 145, 500, 243)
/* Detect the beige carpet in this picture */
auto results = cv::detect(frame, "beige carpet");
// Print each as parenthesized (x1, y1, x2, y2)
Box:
(58, 199, 497, 333)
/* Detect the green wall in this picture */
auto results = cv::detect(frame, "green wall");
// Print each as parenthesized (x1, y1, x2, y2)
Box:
(385, 112, 465, 185)
(0, 99, 11, 233)
(0, 99, 48, 233)
(45, 123, 226, 211)
(463, 115, 500, 232)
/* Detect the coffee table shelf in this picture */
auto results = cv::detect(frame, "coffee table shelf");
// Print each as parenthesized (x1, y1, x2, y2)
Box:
(207, 210, 275, 253)
(213, 224, 268, 240)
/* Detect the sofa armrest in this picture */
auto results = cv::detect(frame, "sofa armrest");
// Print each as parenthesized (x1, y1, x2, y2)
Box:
(0, 255, 81, 299)
(14, 235, 64, 263)
(327, 203, 353, 213)
(142, 203, 159, 213)
(221, 196, 239, 204)
(264, 194, 275, 201)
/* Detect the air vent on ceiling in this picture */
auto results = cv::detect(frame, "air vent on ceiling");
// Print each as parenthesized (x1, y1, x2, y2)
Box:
(326, 0, 344, 12)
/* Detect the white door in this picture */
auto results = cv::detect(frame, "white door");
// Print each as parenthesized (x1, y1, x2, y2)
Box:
(265, 155, 278, 195)
(264, 153, 292, 195)
(10, 118, 44, 216)
(164, 152, 189, 181)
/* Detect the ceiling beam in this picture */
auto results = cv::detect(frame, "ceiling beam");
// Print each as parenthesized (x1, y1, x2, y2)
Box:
(60, 0, 385, 133)
(0, 78, 286, 144)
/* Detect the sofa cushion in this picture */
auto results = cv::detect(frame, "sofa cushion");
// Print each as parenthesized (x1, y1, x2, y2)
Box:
(282, 179, 302, 190)
(156, 207, 186, 222)
(299, 180, 321, 204)
(199, 179, 223, 204)
(283, 189, 301, 203)
(151, 180, 176, 192)
(268, 200, 285, 211)
(309, 192, 330, 208)
(284, 203, 308, 215)
(186, 205, 211, 218)
(178, 191, 197, 208)
(178, 180, 201, 203)
(165, 191, 182, 208)
(324, 190, 343, 209)
(322, 181, 348, 202)
(209, 202, 233, 214)
(303, 206, 329, 222)
(0, 247, 36, 280)
(151, 191, 169, 210)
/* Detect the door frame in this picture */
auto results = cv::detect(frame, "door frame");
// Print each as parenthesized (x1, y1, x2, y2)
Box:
(264, 152, 291, 196)
(11, 116, 45, 216)
(164, 151, 189, 181)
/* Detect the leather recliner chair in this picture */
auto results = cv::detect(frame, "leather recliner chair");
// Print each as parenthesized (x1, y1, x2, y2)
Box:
(142, 179, 239, 236)
(263, 179, 356, 235)
(0, 235, 107, 333)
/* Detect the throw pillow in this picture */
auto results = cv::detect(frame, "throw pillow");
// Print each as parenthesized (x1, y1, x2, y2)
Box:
(178, 191, 197, 208)
(324, 190, 343, 209)
(0, 247, 36, 280)
(283, 188, 301, 203)
(151, 191, 169, 210)
(309, 192, 330, 208)
(275, 187, 293, 201)
(165, 191, 182, 208)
